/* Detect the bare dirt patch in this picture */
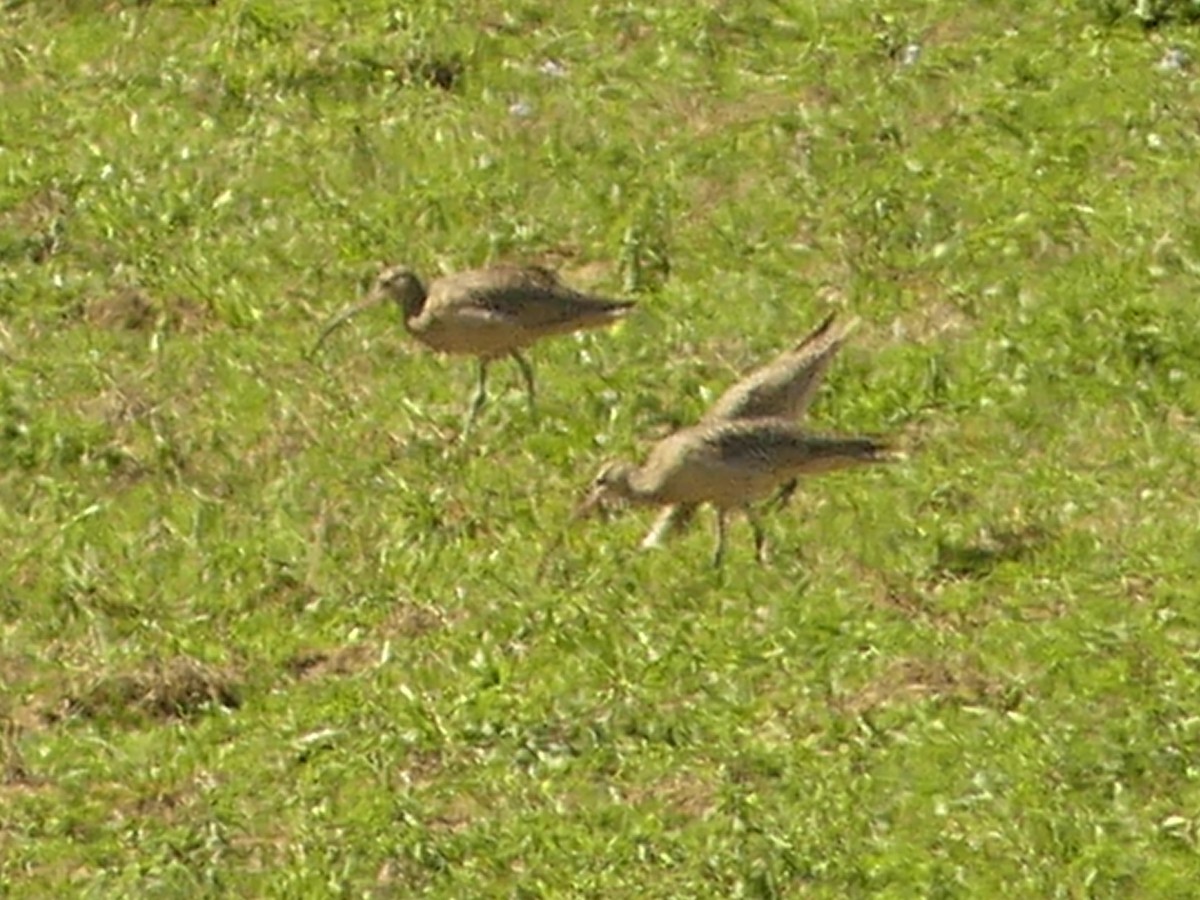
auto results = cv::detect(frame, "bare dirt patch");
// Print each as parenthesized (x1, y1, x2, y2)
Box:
(57, 656, 242, 723)
(869, 584, 986, 632)
(930, 522, 1052, 582)
(839, 656, 1020, 716)
(381, 601, 453, 639)
(284, 600, 452, 682)
(284, 643, 376, 681)
(0, 186, 70, 263)
(83, 290, 213, 334)
(624, 770, 716, 819)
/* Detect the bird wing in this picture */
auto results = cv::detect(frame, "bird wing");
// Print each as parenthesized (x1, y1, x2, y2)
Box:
(703, 314, 859, 423)
(698, 418, 890, 474)
(432, 266, 632, 332)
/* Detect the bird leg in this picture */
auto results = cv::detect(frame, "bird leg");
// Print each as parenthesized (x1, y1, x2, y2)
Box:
(463, 359, 490, 435)
(768, 478, 799, 511)
(509, 349, 537, 421)
(747, 508, 769, 565)
(641, 503, 699, 550)
(712, 509, 728, 569)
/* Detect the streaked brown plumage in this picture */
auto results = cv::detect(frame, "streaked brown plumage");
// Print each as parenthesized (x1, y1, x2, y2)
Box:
(579, 417, 897, 567)
(311, 264, 635, 432)
(641, 313, 860, 549)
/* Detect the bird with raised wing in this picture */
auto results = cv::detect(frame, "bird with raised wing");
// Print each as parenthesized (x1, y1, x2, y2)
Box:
(641, 313, 860, 549)
(311, 264, 635, 433)
(578, 416, 898, 568)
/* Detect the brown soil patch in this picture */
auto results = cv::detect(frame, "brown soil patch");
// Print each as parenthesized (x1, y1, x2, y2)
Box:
(930, 522, 1052, 583)
(869, 585, 985, 632)
(83, 290, 212, 334)
(427, 793, 485, 834)
(284, 643, 375, 681)
(381, 601, 453, 639)
(0, 187, 69, 263)
(283, 599, 453, 683)
(624, 770, 716, 819)
(839, 656, 1018, 717)
(58, 656, 242, 722)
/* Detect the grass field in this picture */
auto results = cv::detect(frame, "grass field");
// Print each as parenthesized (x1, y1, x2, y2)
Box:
(4, 0, 1200, 895)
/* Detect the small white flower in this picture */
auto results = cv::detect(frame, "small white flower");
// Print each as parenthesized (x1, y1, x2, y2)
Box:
(537, 59, 568, 78)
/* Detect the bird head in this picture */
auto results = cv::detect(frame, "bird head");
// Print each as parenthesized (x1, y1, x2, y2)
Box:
(572, 460, 636, 520)
(370, 266, 428, 320)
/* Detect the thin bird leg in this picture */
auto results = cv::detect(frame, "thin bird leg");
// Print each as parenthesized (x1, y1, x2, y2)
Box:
(509, 349, 538, 421)
(768, 478, 799, 511)
(641, 503, 699, 550)
(712, 509, 728, 569)
(747, 508, 769, 565)
(463, 359, 490, 435)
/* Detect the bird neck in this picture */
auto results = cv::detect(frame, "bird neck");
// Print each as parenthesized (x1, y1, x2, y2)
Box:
(399, 282, 429, 324)
(622, 467, 664, 505)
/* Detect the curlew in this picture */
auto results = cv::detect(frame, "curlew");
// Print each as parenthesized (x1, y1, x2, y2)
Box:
(578, 416, 898, 568)
(641, 313, 860, 550)
(311, 264, 635, 432)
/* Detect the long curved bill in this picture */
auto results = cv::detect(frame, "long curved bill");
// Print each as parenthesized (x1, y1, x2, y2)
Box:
(307, 291, 386, 359)
(571, 485, 608, 521)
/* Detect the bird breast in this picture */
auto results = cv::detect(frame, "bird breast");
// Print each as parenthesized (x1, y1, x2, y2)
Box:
(405, 304, 527, 357)
(634, 431, 784, 508)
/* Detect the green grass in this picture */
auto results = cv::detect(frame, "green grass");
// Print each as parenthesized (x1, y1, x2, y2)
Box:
(4, 0, 1200, 895)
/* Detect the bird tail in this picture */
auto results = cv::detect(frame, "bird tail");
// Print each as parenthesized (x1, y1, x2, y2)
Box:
(803, 435, 905, 471)
(790, 312, 861, 356)
(559, 296, 636, 335)
(597, 298, 637, 317)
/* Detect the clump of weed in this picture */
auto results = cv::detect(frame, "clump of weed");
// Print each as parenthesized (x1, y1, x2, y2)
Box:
(618, 191, 673, 294)
(1090, 0, 1200, 26)
(1, 715, 35, 787)
(400, 50, 465, 91)
(355, 50, 465, 91)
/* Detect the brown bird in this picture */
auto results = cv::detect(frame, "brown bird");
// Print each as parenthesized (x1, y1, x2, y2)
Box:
(311, 264, 635, 432)
(641, 313, 861, 549)
(578, 416, 898, 567)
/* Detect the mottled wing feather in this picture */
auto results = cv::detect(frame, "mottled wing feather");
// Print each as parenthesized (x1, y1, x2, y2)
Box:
(703, 314, 858, 424)
(694, 418, 891, 476)
(631, 417, 895, 509)
(431, 266, 632, 331)
(700, 420, 808, 469)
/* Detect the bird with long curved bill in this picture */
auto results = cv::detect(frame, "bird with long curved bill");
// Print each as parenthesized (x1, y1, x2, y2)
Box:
(311, 264, 635, 435)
